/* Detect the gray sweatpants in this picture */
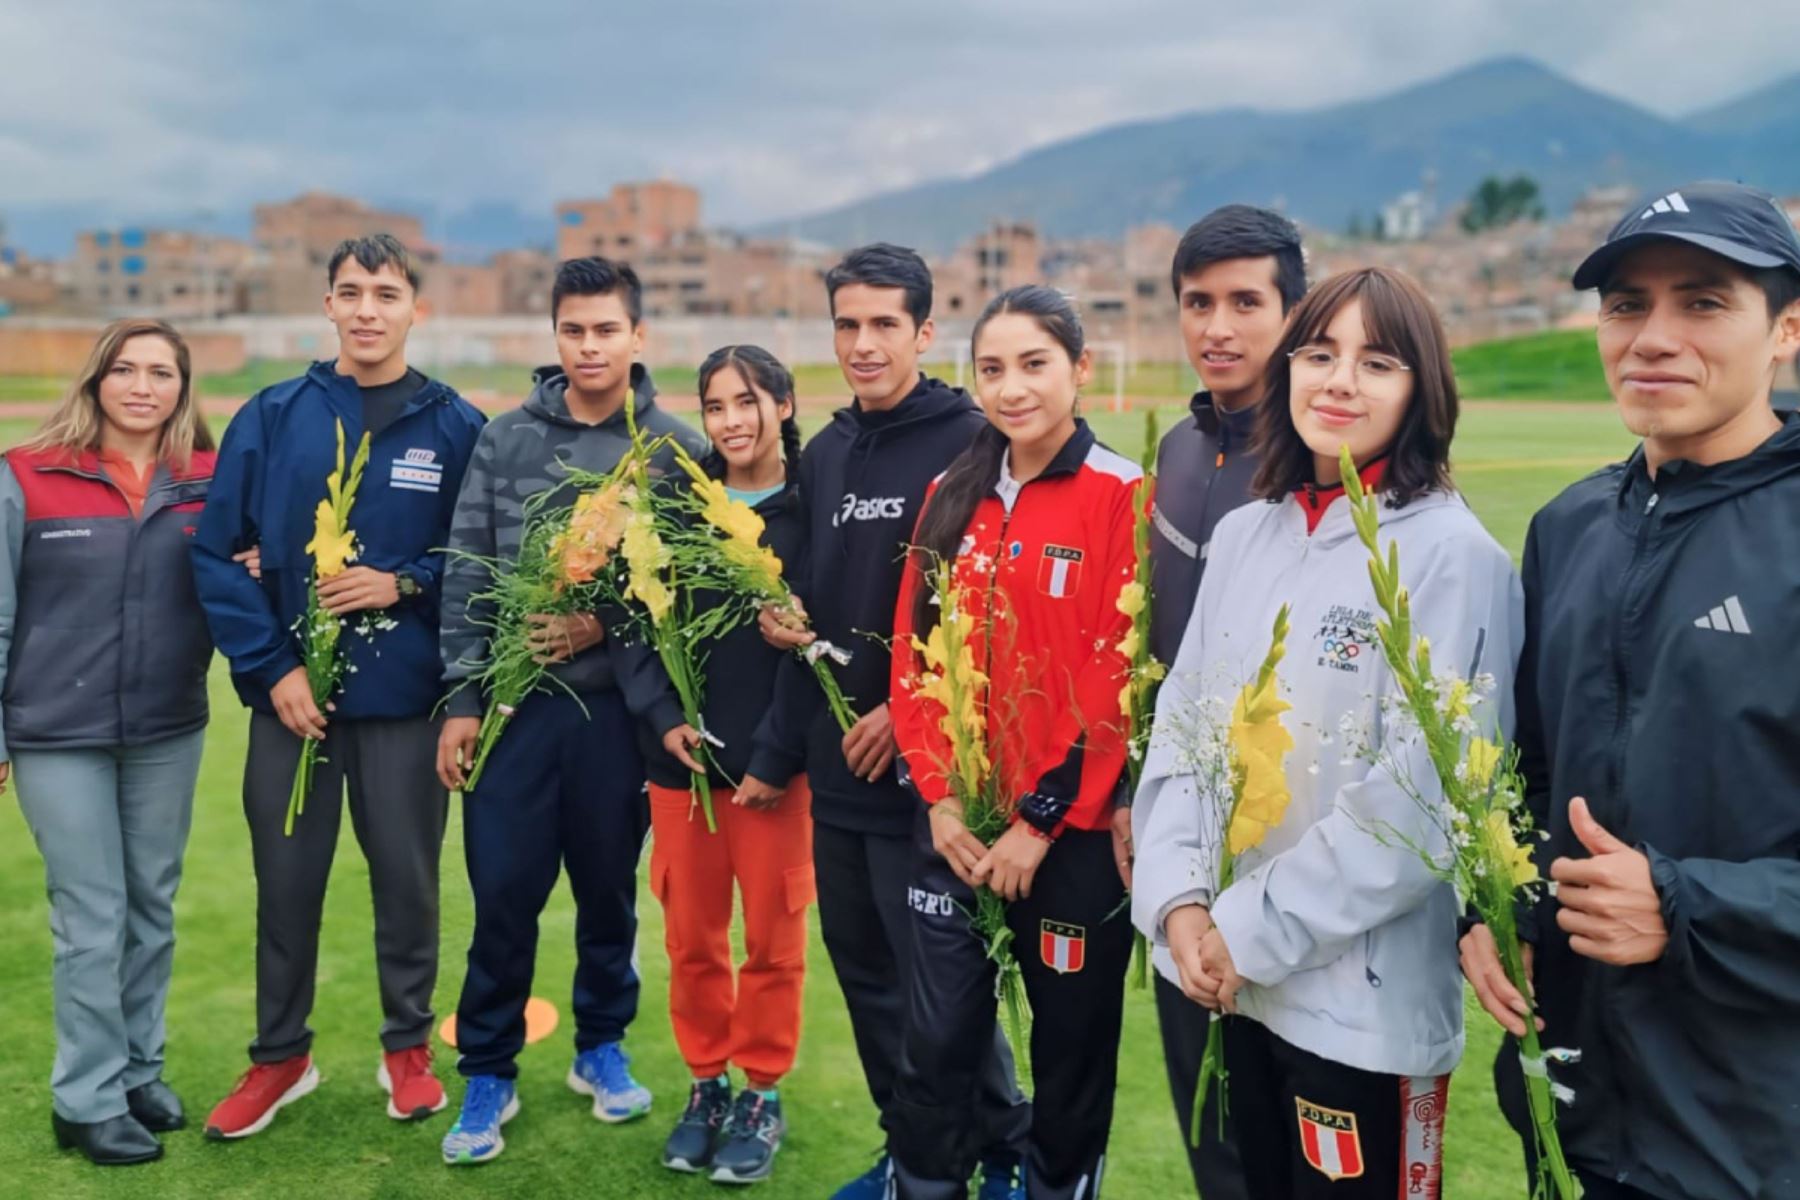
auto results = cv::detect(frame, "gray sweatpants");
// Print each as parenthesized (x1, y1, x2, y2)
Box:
(14, 730, 205, 1123)
(244, 712, 446, 1063)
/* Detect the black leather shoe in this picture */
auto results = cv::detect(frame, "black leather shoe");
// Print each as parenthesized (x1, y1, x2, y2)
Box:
(126, 1081, 186, 1133)
(51, 1112, 164, 1165)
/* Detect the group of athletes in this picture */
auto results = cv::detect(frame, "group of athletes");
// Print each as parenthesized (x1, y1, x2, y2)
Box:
(5, 178, 1797, 1199)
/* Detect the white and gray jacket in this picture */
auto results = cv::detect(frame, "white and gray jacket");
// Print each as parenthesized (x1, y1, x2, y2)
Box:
(1131, 486, 1523, 1078)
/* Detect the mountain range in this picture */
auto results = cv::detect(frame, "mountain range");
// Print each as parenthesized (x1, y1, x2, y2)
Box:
(760, 57, 1800, 250)
(5, 57, 1798, 260)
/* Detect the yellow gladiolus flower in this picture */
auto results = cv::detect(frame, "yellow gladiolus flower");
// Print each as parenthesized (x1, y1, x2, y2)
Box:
(1224, 607, 1294, 856)
(1443, 679, 1472, 723)
(1116, 627, 1140, 661)
(633, 572, 674, 624)
(1466, 737, 1501, 789)
(306, 499, 356, 578)
(1116, 580, 1147, 617)
(1484, 809, 1538, 887)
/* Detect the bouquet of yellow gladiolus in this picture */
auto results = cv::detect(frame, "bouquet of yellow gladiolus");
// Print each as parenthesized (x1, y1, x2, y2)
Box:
(1339, 446, 1574, 1200)
(903, 557, 1031, 1068)
(607, 411, 742, 833)
(667, 447, 858, 733)
(1116, 408, 1166, 989)
(287, 420, 372, 835)
(447, 462, 636, 795)
(1189, 603, 1294, 1143)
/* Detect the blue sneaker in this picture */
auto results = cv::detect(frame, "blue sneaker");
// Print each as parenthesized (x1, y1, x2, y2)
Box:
(976, 1156, 1025, 1200)
(567, 1042, 652, 1123)
(831, 1152, 894, 1199)
(440, 1075, 519, 1165)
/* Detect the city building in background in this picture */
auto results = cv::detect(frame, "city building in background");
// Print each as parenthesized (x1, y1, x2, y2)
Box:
(8, 179, 1800, 376)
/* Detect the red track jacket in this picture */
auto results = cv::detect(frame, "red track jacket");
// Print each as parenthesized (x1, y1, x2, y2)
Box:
(891, 421, 1143, 836)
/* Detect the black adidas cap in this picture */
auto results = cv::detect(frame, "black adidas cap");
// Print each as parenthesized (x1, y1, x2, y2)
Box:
(1572, 180, 1800, 291)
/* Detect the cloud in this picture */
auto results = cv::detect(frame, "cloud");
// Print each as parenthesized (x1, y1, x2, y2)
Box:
(2, 0, 1796, 241)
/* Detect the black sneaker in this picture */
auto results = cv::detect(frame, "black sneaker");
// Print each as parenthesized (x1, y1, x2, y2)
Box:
(709, 1089, 784, 1184)
(662, 1077, 732, 1173)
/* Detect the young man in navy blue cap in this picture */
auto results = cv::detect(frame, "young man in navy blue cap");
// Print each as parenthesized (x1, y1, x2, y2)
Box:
(1460, 181, 1800, 1200)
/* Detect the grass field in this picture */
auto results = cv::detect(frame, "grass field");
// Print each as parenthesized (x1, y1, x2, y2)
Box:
(0, 401, 1640, 1198)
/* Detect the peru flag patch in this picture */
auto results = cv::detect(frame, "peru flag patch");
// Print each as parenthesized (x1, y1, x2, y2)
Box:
(1039, 920, 1086, 974)
(1037, 544, 1084, 598)
(1296, 1097, 1364, 1181)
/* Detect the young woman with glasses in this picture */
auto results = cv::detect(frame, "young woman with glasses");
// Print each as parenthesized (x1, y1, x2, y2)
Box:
(1132, 268, 1524, 1200)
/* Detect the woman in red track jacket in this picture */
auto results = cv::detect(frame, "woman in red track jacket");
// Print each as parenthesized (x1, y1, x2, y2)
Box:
(887, 285, 1142, 1200)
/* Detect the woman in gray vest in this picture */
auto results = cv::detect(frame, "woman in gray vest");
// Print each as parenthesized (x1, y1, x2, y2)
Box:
(1, 318, 216, 1165)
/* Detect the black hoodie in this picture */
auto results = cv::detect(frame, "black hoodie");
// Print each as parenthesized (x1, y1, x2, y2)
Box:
(754, 374, 985, 836)
(1499, 413, 1800, 1200)
(439, 364, 705, 716)
(1146, 390, 1263, 667)
(613, 475, 811, 789)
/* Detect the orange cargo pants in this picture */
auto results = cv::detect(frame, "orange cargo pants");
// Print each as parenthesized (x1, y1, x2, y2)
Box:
(647, 779, 814, 1087)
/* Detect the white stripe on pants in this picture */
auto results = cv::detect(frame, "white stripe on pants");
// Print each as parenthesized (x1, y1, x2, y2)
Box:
(13, 729, 204, 1122)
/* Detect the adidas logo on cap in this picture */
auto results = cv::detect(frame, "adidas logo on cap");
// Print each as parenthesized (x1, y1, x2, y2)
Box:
(1639, 191, 1691, 220)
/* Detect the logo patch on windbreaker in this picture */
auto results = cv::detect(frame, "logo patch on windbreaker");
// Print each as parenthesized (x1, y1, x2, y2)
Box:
(1315, 604, 1377, 673)
(391, 448, 443, 493)
(1036, 544, 1084, 598)
(1040, 920, 1086, 974)
(1296, 1097, 1365, 1181)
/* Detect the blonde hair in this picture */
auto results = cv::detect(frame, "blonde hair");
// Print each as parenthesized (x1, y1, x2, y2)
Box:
(24, 318, 216, 469)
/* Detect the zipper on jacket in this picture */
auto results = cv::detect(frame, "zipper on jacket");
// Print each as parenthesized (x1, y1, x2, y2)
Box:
(1601, 484, 1660, 1177)
(1199, 422, 1229, 541)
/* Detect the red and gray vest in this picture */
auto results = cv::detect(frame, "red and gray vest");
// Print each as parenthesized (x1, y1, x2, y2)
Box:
(1, 446, 215, 751)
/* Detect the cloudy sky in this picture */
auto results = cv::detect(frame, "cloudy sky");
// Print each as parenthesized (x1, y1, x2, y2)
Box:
(2, 0, 1796, 249)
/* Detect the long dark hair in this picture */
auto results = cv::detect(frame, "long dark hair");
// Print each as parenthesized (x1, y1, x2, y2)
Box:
(1250, 267, 1457, 506)
(909, 285, 1085, 634)
(695, 344, 801, 485)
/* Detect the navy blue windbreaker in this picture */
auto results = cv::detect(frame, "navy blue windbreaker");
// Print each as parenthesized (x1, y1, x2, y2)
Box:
(192, 361, 485, 719)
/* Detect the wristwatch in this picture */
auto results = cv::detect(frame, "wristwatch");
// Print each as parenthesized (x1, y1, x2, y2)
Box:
(395, 569, 422, 599)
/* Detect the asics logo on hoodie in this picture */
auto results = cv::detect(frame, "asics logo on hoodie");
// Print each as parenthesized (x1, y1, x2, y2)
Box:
(834, 492, 907, 527)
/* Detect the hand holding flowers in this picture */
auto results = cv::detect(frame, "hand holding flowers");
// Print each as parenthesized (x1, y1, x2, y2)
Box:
(286, 420, 373, 835)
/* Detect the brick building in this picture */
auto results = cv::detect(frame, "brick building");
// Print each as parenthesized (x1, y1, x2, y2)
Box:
(67, 228, 253, 319)
(0, 244, 61, 315)
(555, 182, 702, 263)
(245, 192, 432, 314)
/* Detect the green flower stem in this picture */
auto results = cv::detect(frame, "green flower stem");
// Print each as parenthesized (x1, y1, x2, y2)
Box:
(1189, 854, 1237, 1146)
(810, 657, 858, 734)
(463, 691, 521, 796)
(657, 626, 716, 833)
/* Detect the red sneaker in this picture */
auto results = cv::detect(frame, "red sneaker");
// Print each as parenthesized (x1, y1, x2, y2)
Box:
(378, 1044, 446, 1120)
(204, 1055, 320, 1139)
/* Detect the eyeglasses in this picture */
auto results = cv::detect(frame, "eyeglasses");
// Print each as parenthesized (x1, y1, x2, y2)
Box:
(1287, 346, 1413, 389)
